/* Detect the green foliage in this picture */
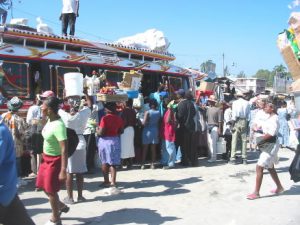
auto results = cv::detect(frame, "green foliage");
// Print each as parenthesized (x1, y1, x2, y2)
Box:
(252, 64, 289, 87)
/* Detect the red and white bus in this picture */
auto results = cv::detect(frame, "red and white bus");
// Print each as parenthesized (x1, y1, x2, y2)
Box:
(0, 24, 194, 115)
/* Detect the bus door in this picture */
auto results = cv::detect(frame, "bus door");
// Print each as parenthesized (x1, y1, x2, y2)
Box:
(29, 62, 42, 98)
(168, 76, 183, 93)
(54, 65, 80, 97)
(0, 60, 30, 98)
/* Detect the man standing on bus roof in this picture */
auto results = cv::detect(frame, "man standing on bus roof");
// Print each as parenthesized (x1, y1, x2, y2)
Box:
(60, 0, 79, 37)
(0, 0, 12, 25)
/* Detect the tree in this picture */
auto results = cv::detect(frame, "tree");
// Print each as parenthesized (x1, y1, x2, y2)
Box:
(252, 64, 289, 87)
(237, 71, 246, 78)
(273, 64, 287, 73)
(253, 69, 273, 87)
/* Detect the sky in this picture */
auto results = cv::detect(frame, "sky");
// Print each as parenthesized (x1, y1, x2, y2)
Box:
(5, 0, 300, 76)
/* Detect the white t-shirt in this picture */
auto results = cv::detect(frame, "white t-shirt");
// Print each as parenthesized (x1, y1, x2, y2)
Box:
(261, 114, 279, 136)
(252, 109, 268, 129)
(59, 107, 91, 134)
(62, 0, 78, 14)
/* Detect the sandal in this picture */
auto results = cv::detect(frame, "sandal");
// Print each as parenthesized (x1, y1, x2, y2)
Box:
(247, 193, 260, 200)
(270, 188, 284, 194)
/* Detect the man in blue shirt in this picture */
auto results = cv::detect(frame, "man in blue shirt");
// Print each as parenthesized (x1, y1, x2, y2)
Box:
(0, 115, 35, 225)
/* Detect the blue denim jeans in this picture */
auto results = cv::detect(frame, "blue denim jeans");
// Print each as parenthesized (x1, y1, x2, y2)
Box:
(161, 139, 176, 167)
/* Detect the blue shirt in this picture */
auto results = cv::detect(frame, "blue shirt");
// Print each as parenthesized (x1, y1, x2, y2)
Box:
(0, 116, 17, 206)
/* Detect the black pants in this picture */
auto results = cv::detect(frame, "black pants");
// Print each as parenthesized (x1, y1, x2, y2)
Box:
(177, 127, 196, 166)
(224, 134, 232, 160)
(61, 13, 76, 36)
(0, 195, 35, 225)
(84, 133, 97, 171)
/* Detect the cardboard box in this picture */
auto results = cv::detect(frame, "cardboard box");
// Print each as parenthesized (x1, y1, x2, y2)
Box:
(199, 81, 215, 91)
(281, 46, 300, 80)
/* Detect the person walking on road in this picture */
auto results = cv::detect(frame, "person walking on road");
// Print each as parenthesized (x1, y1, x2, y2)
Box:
(247, 102, 284, 200)
(36, 97, 69, 225)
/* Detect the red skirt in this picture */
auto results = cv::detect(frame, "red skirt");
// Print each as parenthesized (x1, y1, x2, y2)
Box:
(36, 154, 62, 194)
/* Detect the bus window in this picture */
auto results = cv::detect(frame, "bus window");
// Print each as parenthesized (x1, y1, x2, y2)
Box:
(105, 70, 123, 86)
(0, 61, 29, 98)
(169, 77, 182, 92)
(55, 66, 80, 97)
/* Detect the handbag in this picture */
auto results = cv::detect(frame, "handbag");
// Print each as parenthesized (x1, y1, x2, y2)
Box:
(256, 136, 276, 154)
(289, 146, 300, 183)
(217, 137, 226, 154)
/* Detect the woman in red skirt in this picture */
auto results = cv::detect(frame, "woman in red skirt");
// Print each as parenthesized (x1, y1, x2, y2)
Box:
(36, 97, 69, 225)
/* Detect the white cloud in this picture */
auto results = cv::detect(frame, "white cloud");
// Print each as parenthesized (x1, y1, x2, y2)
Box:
(289, 0, 300, 9)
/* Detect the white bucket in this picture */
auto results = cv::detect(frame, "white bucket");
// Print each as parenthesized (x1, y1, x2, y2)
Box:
(293, 91, 300, 112)
(64, 72, 84, 97)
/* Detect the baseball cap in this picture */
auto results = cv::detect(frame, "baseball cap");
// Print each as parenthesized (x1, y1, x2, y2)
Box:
(175, 89, 185, 97)
(40, 90, 55, 98)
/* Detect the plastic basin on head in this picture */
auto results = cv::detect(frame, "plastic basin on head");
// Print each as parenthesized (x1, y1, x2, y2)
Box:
(64, 72, 84, 97)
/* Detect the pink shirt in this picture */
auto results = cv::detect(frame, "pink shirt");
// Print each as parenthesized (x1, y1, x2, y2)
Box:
(161, 109, 176, 142)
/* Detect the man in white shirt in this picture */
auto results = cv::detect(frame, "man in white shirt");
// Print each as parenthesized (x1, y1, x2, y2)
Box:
(61, 0, 79, 36)
(229, 91, 250, 164)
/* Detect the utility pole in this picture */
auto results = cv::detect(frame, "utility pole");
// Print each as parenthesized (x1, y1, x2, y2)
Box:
(222, 53, 225, 77)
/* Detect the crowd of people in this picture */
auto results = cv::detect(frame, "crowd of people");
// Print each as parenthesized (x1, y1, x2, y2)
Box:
(0, 83, 298, 224)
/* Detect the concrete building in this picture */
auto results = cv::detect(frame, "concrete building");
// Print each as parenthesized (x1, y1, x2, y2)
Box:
(234, 78, 266, 94)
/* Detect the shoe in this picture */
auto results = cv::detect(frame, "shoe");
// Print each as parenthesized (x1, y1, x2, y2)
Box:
(140, 164, 145, 170)
(163, 165, 175, 170)
(59, 205, 70, 216)
(243, 159, 248, 165)
(150, 164, 156, 169)
(28, 173, 37, 178)
(63, 197, 75, 205)
(228, 160, 237, 165)
(104, 186, 122, 196)
(77, 196, 86, 202)
(270, 188, 284, 194)
(17, 178, 28, 187)
(99, 182, 111, 188)
(247, 193, 260, 200)
(207, 159, 216, 163)
(44, 220, 62, 225)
